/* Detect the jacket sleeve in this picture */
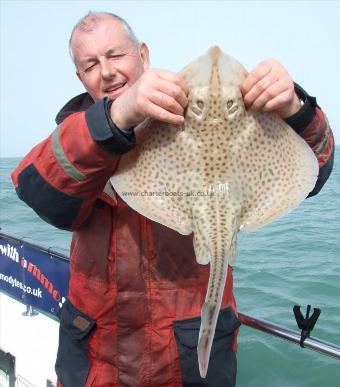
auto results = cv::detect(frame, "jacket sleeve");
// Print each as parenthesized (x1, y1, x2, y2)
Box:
(284, 84, 334, 197)
(11, 98, 135, 231)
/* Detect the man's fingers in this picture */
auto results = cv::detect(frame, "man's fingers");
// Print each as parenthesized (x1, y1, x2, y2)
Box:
(145, 102, 185, 125)
(177, 73, 190, 95)
(262, 89, 294, 112)
(241, 59, 298, 118)
(150, 90, 184, 116)
(248, 78, 291, 111)
(156, 78, 188, 109)
(123, 68, 188, 126)
(243, 71, 278, 108)
(241, 61, 272, 95)
(154, 68, 186, 86)
(153, 69, 189, 99)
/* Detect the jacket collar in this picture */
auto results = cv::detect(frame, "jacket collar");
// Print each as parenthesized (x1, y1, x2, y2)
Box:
(55, 92, 94, 124)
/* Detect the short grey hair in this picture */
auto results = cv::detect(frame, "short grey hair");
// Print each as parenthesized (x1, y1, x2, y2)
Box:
(69, 11, 139, 64)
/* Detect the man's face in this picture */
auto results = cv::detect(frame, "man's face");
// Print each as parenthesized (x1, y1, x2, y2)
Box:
(72, 17, 149, 101)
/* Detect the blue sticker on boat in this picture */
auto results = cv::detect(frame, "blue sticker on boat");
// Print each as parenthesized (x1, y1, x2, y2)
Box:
(0, 231, 70, 317)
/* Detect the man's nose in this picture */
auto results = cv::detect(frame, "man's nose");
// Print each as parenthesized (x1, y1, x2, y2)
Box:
(100, 60, 117, 80)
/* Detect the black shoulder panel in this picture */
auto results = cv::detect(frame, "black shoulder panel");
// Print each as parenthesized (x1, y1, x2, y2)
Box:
(16, 164, 83, 229)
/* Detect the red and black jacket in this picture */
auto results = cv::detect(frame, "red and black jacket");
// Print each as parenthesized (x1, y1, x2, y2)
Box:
(11, 85, 334, 387)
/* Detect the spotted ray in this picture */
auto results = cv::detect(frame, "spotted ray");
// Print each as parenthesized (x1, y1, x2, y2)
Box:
(110, 47, 318, 377)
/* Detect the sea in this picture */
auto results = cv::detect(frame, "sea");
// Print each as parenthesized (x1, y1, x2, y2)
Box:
(0, 150, 339, 387)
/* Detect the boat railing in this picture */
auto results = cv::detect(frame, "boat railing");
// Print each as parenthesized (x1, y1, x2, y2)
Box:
(238, 312, 340, 360)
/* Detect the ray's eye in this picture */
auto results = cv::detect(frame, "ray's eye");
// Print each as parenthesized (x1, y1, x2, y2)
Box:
(225, 99, 239, 120)
(191, 99, 204, 117)
(227, 100, 234, 109)
(226, 99, 238, 115)
(197, 100, 204, 109)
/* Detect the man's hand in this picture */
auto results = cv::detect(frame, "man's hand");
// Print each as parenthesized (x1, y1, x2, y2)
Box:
(110, 69, 188, 130)
(241, 59, 302, 118)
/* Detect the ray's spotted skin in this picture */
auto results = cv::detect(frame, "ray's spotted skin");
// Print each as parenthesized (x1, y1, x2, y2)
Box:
(110, 47, 318, 378)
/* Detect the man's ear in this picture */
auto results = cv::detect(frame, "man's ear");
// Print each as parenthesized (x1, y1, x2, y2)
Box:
(139, 42, 150, 71)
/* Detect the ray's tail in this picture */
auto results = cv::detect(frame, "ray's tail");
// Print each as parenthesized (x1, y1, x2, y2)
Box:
(197, 234, 236, 378)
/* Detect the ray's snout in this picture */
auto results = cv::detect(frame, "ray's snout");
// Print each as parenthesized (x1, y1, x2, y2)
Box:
(209, 45, 222, 59)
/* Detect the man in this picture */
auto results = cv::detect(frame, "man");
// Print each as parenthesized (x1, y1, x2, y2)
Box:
(12, 11, 334, 387)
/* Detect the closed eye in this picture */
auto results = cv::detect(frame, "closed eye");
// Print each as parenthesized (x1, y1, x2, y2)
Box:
(84, 62, 97, 73)
(108, 53, 124, 59)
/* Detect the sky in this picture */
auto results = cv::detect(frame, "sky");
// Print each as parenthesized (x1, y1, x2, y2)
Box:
(1, 0, 339, 157)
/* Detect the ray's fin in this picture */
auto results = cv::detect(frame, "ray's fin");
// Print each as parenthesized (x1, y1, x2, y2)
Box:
(193, 222, 212, 265)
